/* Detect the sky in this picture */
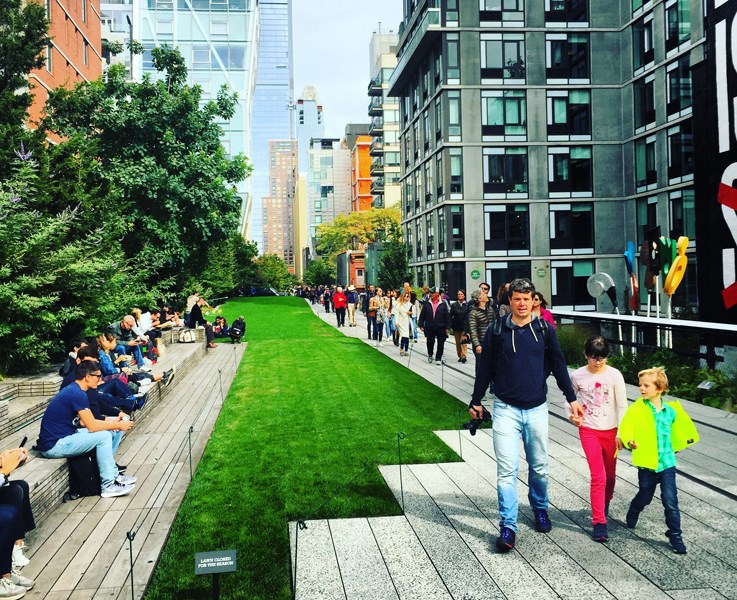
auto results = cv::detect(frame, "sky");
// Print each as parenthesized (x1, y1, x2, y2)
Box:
(292, 0, 404, 138)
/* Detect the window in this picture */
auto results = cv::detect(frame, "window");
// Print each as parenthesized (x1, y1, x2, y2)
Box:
(404, 178, 413, 213)
(544, 0, 588, 25)
(422, 111, 430, 151)
(481, 33, 526, 83)
(636, 196, 657, 243)
(446, 34, 460, 83)
(83, 40, 89, 66)
(406, 225, 414, 260)
(484, 204, 530, 256)
(633, 16, 654, 74)
(483, 147, 528, 196)
(635, 135, 657, 190)
(546, 90, 590, 140)
(446, 0, 459, 24)
(634, 76, 656, 130)
(413, 122, 419, 160)
(550, 203, 594, 254)
(82, 0, 87, 22)
(211, 19, 228, 36)
(485, 261, 531, 295)
(193, 46, 211, 69)
(450, 148, 463, 195)
(438, 208, 447, 255)
(426, 213, 435, 259)
(546, 34, 589, 83)
(448, 91, 461, 141)
(214, 45, 245, 69)
(548, 147, 592, 196)
(415, 220, 423, 260)
(435, 152, 444, 196)
(424, 161, 433, 205)
(450, 205, 465, 256)
(669, 189, 695, 240)
(551, 260, 595, 309)
(413, 171, 421, 209)
(482, 90, 526, 141)
(46, 44, 53, 73)
(667, 122, 693, 182)
(479, 0, 524, 27)
(666, 56, 692, 117)
(665, 0, 690, 53)
(435, 97, 443, 141)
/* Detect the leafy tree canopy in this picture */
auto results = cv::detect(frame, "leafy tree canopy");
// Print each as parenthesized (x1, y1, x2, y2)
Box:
(377, 240, 411, 293)
(303, 260, 335, 287)
(315, 207, 401, 262)
(254, 254, 295, 292)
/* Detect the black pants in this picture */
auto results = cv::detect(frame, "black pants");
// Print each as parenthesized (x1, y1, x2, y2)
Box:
(0, 480, 35, 552)
(335, 307, 346, 327)
(425, 329, 448, 361)
(0, 504, 19, 576)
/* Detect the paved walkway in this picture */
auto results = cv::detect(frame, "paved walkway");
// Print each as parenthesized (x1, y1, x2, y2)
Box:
(291, 301, 737, 600)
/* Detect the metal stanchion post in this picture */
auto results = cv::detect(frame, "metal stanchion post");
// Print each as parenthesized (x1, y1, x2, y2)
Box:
(397, 432, 406, 513)
(188, 425, 194, 481)
(127, 530, 136, 599)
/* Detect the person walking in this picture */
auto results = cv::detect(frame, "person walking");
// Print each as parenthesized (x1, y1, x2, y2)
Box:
(346, 285, 359, 326)
(469, 278, 583, 553)
(363, 285, 376, 339)
(468, 288, 494, 376)
(418, 287, 451, 364)
(333, 286, 347, 327)
(532, 292, 556, 329)
(450, 289, 470, 363)
(323, 288, 332, 313)
(368, 288, 385, 346)
(409, 291, 421, 343)
(394, 291, 413, 356)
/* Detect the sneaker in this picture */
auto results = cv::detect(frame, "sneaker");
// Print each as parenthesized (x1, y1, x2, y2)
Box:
(378, 343, 384, 347)
(101, 481, 135, 498)
(134, 392, 148, 411)
(534, 509, 552, 533)
(207, 342, 216, 349)
(143, 357, 153, 366)
(162, 368, 175, 387)
(625, 508, 639, 529)
(435, 359, 443, 365)
(138, 365, 153, 373)
(427, 356, 434, 363)
(496, 527, 516, 553)
(592, 523, 608, 542)
(11, 545, 29, 568)
(116, 474, 137, 485)
(0, 577, 26, 599)
(9, 570, 34, 589)
(116, 463, 127, 475)
(667, 532, 687, 554)
(461, 358, 467, 363)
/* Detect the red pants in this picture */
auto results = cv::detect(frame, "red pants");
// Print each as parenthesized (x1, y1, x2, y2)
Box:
(579, 426, 618, 525)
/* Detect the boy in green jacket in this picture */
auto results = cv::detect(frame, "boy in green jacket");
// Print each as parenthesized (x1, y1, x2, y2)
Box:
(616, 367, 699, 554)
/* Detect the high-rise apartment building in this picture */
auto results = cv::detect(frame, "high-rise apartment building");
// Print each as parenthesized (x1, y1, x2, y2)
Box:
(367, 31, 401, 209)
(100, 0, 132, 78)
(307, 138, 352, 247)
(262, 140, 297, 268)
(136, 0, 259, 238)
(250, 0, 294, 249)
(29, 0, 103, 135)
(296, 86, 325, 175)
(351, 133, 373, 213)
(292, 174, 309, 279)
(388, 0, 702, 311)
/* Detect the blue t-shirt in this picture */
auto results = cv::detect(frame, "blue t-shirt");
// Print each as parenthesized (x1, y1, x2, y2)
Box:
(37, 382, 90, 451)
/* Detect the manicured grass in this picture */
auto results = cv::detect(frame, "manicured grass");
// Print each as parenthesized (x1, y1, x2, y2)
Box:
(145, 297, 465, 599)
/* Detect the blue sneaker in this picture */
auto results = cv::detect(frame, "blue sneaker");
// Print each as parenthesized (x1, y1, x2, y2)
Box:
(496, 527, 515, 553)
(534, 509, 552, 533)
(592, 523, 608, 542)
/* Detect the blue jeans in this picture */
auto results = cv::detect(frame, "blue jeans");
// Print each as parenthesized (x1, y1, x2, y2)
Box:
(41, 429, 118, 488)
(411, 317, 418, 341)
(493, 401, 549, 531)
(629, 466, 681, 536)
(114, 343, 144, 368)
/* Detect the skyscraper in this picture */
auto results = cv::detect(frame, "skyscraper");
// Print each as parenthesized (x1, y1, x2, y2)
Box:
(296, 86, 325, 175)
(250, 0, 294, 249)
(307, 138, 352, 248)
(262, 140, 297, 268)
(135, 0, 259, 237)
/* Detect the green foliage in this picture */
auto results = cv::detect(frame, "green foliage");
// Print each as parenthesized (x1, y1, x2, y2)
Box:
(102, 39, 123, 55)
(316, 207, 402, 264)
(185, 234, 261, 299)
(377, 240, 411, 292)
(253, 254, 294, 291)
(303, 259, 335, 287)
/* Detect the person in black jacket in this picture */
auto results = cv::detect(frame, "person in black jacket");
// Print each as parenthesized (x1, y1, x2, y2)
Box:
(418, 287, 451, 364)
(190, 298, 216, 348)
(449, 289, 470, 363)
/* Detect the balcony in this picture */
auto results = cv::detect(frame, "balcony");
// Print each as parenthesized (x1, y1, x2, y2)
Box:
(369, 137, 384, 156)
(367, 74, 383, 96)
(369, 116, 384, 135)
(370, 157, 384, 175)
(371, 177, 385, 194)
(387, 4, 442, 96)
(368, 96, 383, 117)
(372, 195, 385, 209)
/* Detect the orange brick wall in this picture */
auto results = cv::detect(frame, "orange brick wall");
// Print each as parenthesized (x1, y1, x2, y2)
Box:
(351, 135, 373, 212)
(27, 0, 103, 131)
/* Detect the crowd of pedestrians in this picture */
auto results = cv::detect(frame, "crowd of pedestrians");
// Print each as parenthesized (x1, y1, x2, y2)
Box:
(317, 277, 700, 558)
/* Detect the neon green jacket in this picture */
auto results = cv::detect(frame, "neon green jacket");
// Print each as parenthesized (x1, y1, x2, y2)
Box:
(617, 398, 699, 470)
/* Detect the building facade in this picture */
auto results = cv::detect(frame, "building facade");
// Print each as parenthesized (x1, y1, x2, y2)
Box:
(388, 0, 701, 312)
(249, 0, 294, 249)
(30, 0, 103, 135)
(296, 85, 325, 175)
(262, 140, 297, 268)
(292, 174, 309, 279)
(367, 32, 401, 209)
(347, 125, 373, 213)
(135, 0, 259, 238)
(307, 138, 352, 247)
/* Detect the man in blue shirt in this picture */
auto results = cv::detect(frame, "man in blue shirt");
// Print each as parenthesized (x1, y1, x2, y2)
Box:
(37, 361, 136, 498)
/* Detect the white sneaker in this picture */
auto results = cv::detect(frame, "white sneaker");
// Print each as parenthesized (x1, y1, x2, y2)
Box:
(0, 577, 26, 599)
(11, 545, 29, 568)
(9, 570, 34, 589)
(143, 357, 153, 366)
(137, 366, 152, 373)
(116, 474, 137, 485)
(101, 481, 135, 498)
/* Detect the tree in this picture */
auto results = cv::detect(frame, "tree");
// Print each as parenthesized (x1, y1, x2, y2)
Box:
(377, 240, 411, 292)
(42, 47, 251, 282)
(316, 207, 402, 263)
(303, 260, 335, 287)
(254, 254, 293, 291)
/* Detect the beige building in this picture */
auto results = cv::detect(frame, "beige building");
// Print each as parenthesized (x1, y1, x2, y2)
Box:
(262, 140, 297, 269)
(293, 174, 309, 280)
(307, 138, 352, 248)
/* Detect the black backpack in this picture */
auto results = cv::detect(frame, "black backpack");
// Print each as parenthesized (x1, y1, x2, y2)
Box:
(63, 450, 102, 501)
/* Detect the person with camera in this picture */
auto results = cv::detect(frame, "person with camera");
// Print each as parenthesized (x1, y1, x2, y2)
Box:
(106, 315, 149, 372)
(469, 278, 583, 553)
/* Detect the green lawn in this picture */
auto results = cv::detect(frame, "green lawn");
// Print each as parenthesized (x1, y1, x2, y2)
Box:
(145, 297, 464, 599)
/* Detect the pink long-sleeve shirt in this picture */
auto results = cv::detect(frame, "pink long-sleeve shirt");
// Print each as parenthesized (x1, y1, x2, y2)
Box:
(568, 365, 628, 430)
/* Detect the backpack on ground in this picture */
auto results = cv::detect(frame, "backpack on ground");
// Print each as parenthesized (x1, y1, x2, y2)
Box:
(179, 329, 196, 343)
(63, 450, 102, 501)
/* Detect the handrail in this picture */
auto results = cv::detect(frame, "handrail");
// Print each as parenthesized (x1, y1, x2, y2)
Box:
(553, 309, 737, 334)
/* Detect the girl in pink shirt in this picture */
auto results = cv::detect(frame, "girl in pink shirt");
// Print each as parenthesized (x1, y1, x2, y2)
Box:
(567, 336, 628, 542)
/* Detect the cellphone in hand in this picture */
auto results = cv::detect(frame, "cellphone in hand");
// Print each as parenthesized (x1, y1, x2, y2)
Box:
(19, 436, 27, 448)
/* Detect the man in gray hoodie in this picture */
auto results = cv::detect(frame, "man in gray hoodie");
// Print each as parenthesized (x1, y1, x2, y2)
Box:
(470, 278, 583, 553)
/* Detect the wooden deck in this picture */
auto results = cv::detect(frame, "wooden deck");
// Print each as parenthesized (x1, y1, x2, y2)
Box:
(291, 303, 737, 600)
(14, 340, 246, 600)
